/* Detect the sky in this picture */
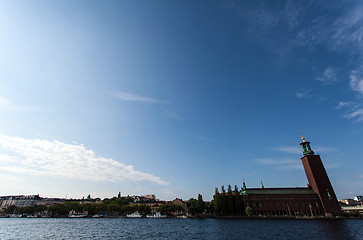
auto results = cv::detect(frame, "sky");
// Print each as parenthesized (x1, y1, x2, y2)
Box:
(0, 0, 362, 201)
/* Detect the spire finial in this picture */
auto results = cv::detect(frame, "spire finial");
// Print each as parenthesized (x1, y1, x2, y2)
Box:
(299, 131, 306, 142)
(260, 179, 265, 189)
(241, 176, 248, 195)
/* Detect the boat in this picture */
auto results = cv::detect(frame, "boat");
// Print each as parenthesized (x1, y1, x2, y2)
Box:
(92, 214, 104, 218)
(126, 211, 142, 218)
(146, 212, 166, 218)
(68, 214, 87, 218)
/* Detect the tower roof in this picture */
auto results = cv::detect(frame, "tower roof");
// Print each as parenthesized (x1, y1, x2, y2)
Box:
(300, 136, 314, 155)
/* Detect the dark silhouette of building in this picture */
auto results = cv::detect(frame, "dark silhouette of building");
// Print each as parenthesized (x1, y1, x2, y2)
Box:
(222, 137, 342, 217)
(300, 137, 341, 216)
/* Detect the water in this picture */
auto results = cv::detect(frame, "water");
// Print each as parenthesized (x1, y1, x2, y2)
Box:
(0, 218, 362, 240)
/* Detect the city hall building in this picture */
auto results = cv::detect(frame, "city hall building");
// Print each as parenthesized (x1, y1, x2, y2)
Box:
(240, 137, 342, 217)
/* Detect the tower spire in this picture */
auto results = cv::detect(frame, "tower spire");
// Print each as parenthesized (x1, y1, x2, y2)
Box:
(241, 177, 248, 195)
(299, 134, 314, 155)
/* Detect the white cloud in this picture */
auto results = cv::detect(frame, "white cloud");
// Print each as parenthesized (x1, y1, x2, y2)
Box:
(296, 89, 313, 99)
(344, 109, 363, 122)
(0, 134, 169, 186)
(270, 146, 337, 155)
(336, 101, 363, 122)
(316, 67, 339, 84)
(269, 146, 300, 154)
(0, 96, 9, 106)
(336, 101, 354, 109)
(255, 158, 302, 170)
(111, 91, 169, 104)
(350, 71, 363, 94)
(0, 174, 22, 182)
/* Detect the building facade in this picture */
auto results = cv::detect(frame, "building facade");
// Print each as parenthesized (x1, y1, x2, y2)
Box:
(229, 138, 342, 217)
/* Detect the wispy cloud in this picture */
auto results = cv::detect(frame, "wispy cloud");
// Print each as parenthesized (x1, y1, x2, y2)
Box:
(296, 89, 313, 99)
(255, 158, 302, 170)
(0, 174, 23, 182)
(350, 70, 363, 94)
(316, 67, 339, 84)
(270, 146, 337, 154)
(269, 147, 300, 154)
(0, 134, 169, 186)
(344, 109, 363, 122)
(111, 91, 169, 104)
(336, 101, 363, 122)
(0, 96, 9, 106)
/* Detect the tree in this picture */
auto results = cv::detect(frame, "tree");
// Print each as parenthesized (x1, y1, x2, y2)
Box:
(206, 200, 214, 213)
(234, 185, 239, 193)
(221, 186, 227, 215)
(196, 194, 205, 214)
(246, 206, 253, 216)
(107, 203, 120, 214)
(214, 188, 220, 215)
(158, 204, 184, 215)
(187, 198, 197, 215)
(4, 205, 17, 214)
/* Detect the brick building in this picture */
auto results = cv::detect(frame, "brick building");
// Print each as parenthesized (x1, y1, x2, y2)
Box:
(227, 137, 342, 217)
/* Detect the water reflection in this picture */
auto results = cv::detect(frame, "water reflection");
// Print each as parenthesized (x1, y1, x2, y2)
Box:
(0, 218, 361, 240)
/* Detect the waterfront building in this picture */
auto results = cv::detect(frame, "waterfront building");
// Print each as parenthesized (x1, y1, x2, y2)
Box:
(0, 195, 41, 210)
(218, 137, 342, 217)
(170, 198, 188, 214)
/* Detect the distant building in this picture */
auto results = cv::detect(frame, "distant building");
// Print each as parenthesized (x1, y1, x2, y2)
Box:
(37, 198, 66, 207)
(339, 199, 361, 206)
(354, 196, 363, 203)
(0, 195, 41, 210)
(132, 194, 159, 203)
(170, 198, 188, 214)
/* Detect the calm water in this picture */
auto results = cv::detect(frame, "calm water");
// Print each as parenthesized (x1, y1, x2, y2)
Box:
(0, 218, 362, 240)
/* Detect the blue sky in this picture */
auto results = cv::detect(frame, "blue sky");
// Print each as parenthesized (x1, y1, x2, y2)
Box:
(0, 0, 362, 201)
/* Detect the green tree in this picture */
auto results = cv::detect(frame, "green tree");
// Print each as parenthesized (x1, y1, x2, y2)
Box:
(4, 205, 17, 214)
(136, 204, 151, 215)
(214, 188, 220, 215)
(196, 194, 206, 214)
(158, 204, 184, 215)
(227, 185, 234, 214)
(245, 206, 253, 216)
(186, 198, 198, 215)
(234, 185, 239, 193)
(221, 186, 227, 215)
(206, 200, 214, 213)
(107, 203, 120, 214)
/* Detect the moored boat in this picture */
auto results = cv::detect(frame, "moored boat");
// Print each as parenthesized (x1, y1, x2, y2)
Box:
(146, 212, 166, 218)
(126, 211, 142, 218)
(68, 214, 87, 218)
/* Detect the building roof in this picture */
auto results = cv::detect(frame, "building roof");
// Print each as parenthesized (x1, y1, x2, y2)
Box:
(245, 187, 316, 195)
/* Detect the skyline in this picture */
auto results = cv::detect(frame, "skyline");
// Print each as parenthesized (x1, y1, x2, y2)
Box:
(0, 0, 363, 200)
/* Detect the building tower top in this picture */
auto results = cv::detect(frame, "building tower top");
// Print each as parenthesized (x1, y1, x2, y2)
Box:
(300, 136, 314, 155)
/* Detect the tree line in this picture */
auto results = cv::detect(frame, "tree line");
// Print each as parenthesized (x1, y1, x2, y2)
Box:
(213, 185, 245, 216)
(2, 196, 185, 216)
